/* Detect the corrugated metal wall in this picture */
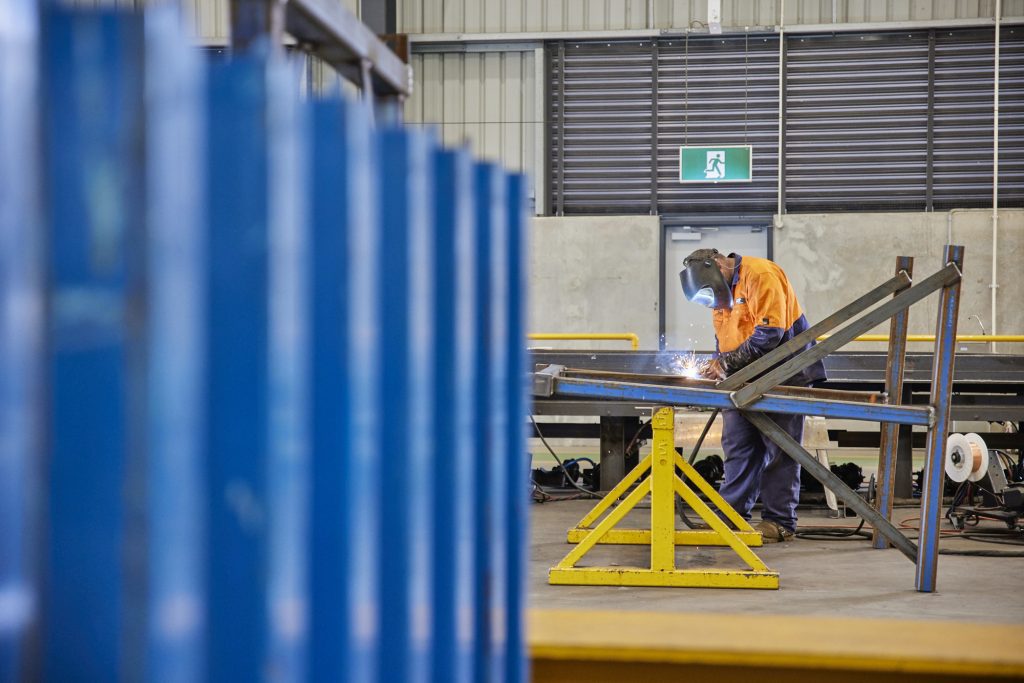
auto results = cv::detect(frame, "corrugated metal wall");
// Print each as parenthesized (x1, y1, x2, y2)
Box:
(404, 51, 538, 177)
(399, 0, 1024, 34)
(785, 30, 932, 210)
(549, 27, 1023, 214)
(548, 35, 780, 214)
(185, 0, 361, 42)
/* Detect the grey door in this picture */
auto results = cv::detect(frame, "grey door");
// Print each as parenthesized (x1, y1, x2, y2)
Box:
(663, 225, 769, 353)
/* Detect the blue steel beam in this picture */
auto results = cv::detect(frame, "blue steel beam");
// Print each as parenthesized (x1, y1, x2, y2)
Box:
(40, 11, 145, 680)
(487, 165, 511, 683)
(377, 127, 435, 683)
(0, 1, 41, 679)
(471, 163, 499, 683)
(551, 378, 933, 426)
(205, 54, 312, 682)
(430, 148, 476, 683)
(504, 173, 530, 683)
(308, 97, 377, 683)
(143, 8, 206, 682)
(916, 246, 965, 593)
(344, 96, 385, 683)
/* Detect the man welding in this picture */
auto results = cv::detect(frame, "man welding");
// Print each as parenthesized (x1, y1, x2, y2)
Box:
(679, 248, 826, 542)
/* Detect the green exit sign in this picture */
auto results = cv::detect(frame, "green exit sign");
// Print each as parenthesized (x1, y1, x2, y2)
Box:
(679, 145, 753, 183)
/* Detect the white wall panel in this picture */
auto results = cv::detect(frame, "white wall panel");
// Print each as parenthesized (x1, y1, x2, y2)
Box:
(405, 50, 538, 181)
(399, 0, 1023, 33)
(176, 0, 361, 44)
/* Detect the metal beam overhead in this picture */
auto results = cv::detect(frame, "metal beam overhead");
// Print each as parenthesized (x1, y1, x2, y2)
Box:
(285, 0, 409, 96)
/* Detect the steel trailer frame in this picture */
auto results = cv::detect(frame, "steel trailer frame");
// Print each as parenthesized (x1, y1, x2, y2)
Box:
(534, 248, 965, 593)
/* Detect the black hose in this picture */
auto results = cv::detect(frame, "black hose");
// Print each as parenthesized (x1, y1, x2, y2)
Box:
(530, 415, 599, 499)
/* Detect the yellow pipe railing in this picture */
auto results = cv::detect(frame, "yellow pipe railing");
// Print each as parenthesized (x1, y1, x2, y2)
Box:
(528, 333, 640, 351)
(526, 333, 1022, 351)
(819, 335, 1024, 343)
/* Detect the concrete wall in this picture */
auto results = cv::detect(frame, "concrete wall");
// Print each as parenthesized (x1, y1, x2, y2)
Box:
(529, 216, 661, 350)
(775, 210, 1024, 353)
(528, 210, 1024, 355)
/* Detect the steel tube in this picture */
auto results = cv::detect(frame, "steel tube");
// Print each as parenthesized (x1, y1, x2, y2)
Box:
(873, 256, 913, 550)
(559, 369, 885, 403)
(731, 264, 960, 407)
(915, 246, 965, 593)
(744, 412, 919, 562)
(718, 272, 912, 390)
(550, 378, 932, 426)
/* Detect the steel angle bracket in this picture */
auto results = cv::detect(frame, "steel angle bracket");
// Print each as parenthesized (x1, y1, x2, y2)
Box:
(549, 407, 778, 589)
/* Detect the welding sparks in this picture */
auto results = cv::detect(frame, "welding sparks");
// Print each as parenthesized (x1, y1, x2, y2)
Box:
(661, 351, 706, 379)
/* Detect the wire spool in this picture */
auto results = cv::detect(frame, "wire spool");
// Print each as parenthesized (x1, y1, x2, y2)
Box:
(945, 433, 989, 483)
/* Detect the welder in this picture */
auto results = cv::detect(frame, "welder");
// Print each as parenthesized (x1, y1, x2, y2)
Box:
(679, 248, 826, 542)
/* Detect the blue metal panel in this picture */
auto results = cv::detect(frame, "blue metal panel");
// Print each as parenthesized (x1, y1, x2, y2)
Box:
(308, 98, 376, 683)
(265, 57, 311, 683)
(205, 55, 270, 682)
(40, 9, 144, 680)
(504, 173, 530, 683)
(16, 8, 533, 679)
(430, 148, 476, 683)
(344, 106, 384, 683)
(0, 2, 41, 679)
(471, 163, 494, 683)
(553, 378, 934, 426)
(377, 127, 435, 683)
(143, 8, 206, 682)
(204, 54, 311, 682)
(483, 164, 510, 683)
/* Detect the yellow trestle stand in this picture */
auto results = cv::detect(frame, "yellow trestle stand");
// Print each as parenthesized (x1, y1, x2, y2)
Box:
(549, 406, 780, 589)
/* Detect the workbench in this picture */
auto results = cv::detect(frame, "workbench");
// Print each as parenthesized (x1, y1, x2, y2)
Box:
(531, 351, 1024, 493)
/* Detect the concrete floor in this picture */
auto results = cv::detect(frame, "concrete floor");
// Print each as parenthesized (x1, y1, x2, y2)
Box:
(529, 500, 1024, 624)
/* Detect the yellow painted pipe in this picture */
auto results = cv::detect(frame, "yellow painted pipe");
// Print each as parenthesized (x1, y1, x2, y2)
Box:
(528, 333, 640, 350)
(819, 334, 1024, 343)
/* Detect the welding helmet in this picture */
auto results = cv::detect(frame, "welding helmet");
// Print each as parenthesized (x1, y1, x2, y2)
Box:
(679, 249, 733, 309)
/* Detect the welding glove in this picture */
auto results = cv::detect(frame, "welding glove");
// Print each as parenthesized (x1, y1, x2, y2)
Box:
(700, 358, 727, 381)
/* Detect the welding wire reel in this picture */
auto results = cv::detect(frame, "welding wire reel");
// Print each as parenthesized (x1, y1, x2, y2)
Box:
(945, 433, 989, 483)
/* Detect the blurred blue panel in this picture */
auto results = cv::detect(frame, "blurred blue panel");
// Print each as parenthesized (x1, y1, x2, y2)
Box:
(343, 107, 384, 683)
(0, 2, 41, 680)
(376, 127, 435, 683)
(504, 173, 530, 683)
(205, 55, 269, 683)
(482, 164, 510, 683)
(429, 149, 476, 683)
(307, 98, 377, 683)
(206, 54, 314, 683)
(470, 163, 497, 683)
(142, 7, 206, 683)
(265, 57, 311, 683)
(40, 9, 144, 680)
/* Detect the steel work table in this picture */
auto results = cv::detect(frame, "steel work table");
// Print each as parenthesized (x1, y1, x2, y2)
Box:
(530, 351, 1024, 493)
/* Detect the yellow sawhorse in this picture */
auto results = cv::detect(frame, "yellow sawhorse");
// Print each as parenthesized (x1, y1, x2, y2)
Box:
(549, 406, 779, 589)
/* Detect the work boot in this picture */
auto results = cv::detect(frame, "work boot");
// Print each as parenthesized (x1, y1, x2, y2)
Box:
(755, 520, 795, 543)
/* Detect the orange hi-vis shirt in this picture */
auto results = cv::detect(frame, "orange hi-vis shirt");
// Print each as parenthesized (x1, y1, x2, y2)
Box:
(712, 255, 804, 354)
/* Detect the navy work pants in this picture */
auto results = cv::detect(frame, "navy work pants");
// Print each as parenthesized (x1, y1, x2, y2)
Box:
(718, 410, 804, 532)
